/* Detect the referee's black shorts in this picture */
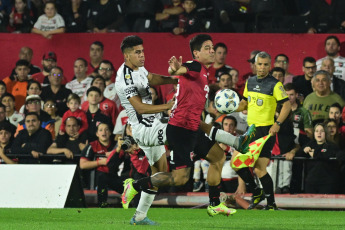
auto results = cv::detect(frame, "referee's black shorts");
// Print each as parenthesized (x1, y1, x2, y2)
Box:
(166, 124, 215, 170)
(253, 125, 275, 159)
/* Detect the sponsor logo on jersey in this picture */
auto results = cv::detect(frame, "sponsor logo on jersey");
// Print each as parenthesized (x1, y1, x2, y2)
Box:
(157, 129, 164, 145)
(124, 86, 137, 96)
(253, 85, 260, 91)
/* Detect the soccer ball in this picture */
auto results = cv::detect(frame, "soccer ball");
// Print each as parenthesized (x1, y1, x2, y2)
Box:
(214, 89, 240, 114)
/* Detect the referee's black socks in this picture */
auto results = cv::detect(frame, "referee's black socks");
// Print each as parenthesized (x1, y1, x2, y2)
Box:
(259, 173, 275, 205)
(133, 177, 154, 191)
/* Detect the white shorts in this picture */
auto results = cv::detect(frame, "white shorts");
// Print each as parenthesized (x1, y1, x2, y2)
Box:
(132, 118, 168, 166)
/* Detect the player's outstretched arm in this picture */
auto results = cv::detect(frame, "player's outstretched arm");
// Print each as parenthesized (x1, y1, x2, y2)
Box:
(129, 95, 174, 114)
(168, 56, 187, 76)
(147, 72, 178, 86)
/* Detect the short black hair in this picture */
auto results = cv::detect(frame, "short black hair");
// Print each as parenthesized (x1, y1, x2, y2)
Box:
(275, 54, 289, 63)
(75, 58, 88, 67)
(51, 66, 64, 74)
(16, 59, 30, 67)
(0, 102, 6, 111)
(0, 121, 14, 133)
(325, 35, 340, 46)
(270, 67, 285, 76)
(91, 41, 104, 50)
(222, 115, 237, 128)
(189, 34, 212, 59)
(27, 80, 42, 91)
(87, 86, 102, 96)
(330, 102, 342, 112)
(99, 60, 115, 71)
(214, 42, 227, 53)
(0, 80, 6, 90)
(1, 92, 15, 102)
(91, 75, 106, 88)
(284, 83, 296, 92)
(121, 36, 143, 54)
(303, 57, 316, 66)
(25, 112, 40, 121)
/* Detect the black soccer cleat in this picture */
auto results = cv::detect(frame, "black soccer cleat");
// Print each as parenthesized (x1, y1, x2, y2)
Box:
(247, 189, 265, 210)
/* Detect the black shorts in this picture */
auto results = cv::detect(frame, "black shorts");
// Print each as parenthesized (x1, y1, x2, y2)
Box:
(166, 124, 215, 170)
(253, 126, 275, 159)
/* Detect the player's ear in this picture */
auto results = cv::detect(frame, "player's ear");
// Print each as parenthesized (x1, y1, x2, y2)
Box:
(193, 50, 198, 59)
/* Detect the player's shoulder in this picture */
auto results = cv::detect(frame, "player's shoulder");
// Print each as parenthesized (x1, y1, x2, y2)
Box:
(183, 60, 202, 72)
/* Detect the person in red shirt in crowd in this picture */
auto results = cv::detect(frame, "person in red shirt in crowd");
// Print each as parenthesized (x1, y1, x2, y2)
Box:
(208, 42, 232, 85)
(7, 0, 33, 33)
(80, 122, 124, 207)
(88, 41, 104, 76)
(60, 93, 88, 135)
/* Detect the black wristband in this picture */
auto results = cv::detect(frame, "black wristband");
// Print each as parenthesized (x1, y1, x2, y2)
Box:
(275, 121, 282, 126)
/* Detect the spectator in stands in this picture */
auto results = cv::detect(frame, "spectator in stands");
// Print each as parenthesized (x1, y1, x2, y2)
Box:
(16, 95, 55, 139)
(0, 121, 16, 164)
(271, 67, 285, 84)
(299, 123, 341, 194)
(18, 80, 42, 114)
(0, 0, 11, 32)
(80, 122, 124, 207)
(230, 68, 239, 91)
(274, 54, 294, 83)
(237, 50, 260, 96)
(40, 66, 72, 117)
(303, 70, 345, 126)
(87, 0, 123, 33)
(320, 60, 345, 101)
(31, 51, 58, 85)
(316, 36, 345, 82)
(208, 42, 232, 84)
(81, 76, 118, 125)
(3, 59, 30, 111)
(292, 57, 316, 103)
(88, 41, 104, 76)
(172, 0, 201, 35)
(218, 72, 232, 90)
(11, 112, 52, 164)
(60, 93, 88, 135)
(0, 81, 6, 98)
(47, 116, 87, 162)
(329, 103, 342, 127)
(1, 93, 24, 126)
(325, 118, 342, 148)
(156, 0, 183, 32)
(0, 103, 16, 135)
(43, 99, 61, 138)
(85, 86, 112, 142)
(10, 47, 41, 78)
(31, 0, 65, 39)
(61, 0, 89, 33)
(307, 1, 345, 34)
(66, 58, 92, 99)
(7, 0, 33, 33)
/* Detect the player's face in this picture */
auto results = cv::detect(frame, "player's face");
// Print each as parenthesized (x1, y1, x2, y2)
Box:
(25, 115, 40, 134)
(222, 118, 236, 134)
(325, 38, 340, 57)
(215, 47, 227, 65)
(96, 124, 110, 142)
(255, 57, 270, 78)
(98, 63, 113, 81)
(0, 129, 11, 145)
(314, 125, 326, 144)
(329, 107, 341, 122)
(74, 60, 87, 78)
(272, 71, 284, 83)
(320, 59, 335, 75)
(125, 45, 145, 70)
(303, 62, 316, 79)
(286, 89, 297, 105)
(313, 74, 330, 94)
(274, 56, 288, 70)
(194, 40, 215, 66)
(65, 118, 80, 137)
(219, 74, 231, 89)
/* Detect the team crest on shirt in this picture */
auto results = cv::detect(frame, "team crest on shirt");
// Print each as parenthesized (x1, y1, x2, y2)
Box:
(294, 114, 301, 122)
(321, 149, 327, 152)
(339, 62, 343, 67)
(83, 83, 87, 88)
(102, 103, 109, 110)
(125, 74, 134, 85)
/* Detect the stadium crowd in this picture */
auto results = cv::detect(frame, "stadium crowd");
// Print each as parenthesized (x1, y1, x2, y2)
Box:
(0, 0, 345, 35)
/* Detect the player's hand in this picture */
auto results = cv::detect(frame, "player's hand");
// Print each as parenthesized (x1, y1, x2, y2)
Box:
(166, 98, 175, 110)
(168, 56, 182, 74)
(269, 123, 280, 136)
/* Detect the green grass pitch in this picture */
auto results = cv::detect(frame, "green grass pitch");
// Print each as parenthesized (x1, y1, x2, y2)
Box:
(1, 208, 345, 230)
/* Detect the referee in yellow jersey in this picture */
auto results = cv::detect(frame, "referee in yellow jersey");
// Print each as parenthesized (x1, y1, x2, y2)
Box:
(234, 51, 291, 210)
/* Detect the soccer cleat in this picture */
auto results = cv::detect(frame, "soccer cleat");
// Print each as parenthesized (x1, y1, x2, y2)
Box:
(121, 178, 138, 209)
(130, 217, 159, 225)
(263, 203, 278, 211)
(238, 124, 256, 153)
(193, 181, 204, 192)
(247, 189, 265, 210)
(207, 202, 237, 217)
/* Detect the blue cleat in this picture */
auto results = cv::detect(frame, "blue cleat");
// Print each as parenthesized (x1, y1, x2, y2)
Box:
(238, 124, 256, 153)
(130, 217, 159, 225)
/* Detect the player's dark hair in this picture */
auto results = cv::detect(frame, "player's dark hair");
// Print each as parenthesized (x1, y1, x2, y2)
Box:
(214, 42, 227, 53)
(91, 41, 104, 50)
(275, 54, 289, 63)
(91, 75, 106, 88)
(75, 57, 88, 67)
(325, 35, 340, 47)
(121, 36, 143, 53)
(189, 34, 212, 59)
(87, 86, 102, 97)
(222, 115, 237, 128)
(16, 59, 30, 67)
(270, 67, 285, 76)
(303, 57, 316, 66)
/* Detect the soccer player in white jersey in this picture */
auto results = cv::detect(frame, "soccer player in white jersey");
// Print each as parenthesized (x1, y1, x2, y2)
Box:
(115, 35, 176, 225)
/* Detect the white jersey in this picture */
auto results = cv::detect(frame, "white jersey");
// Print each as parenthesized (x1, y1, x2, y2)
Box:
(317, 56, 345, 81)
(65, 77, 93, 99)
(115, 63, 155, 127)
